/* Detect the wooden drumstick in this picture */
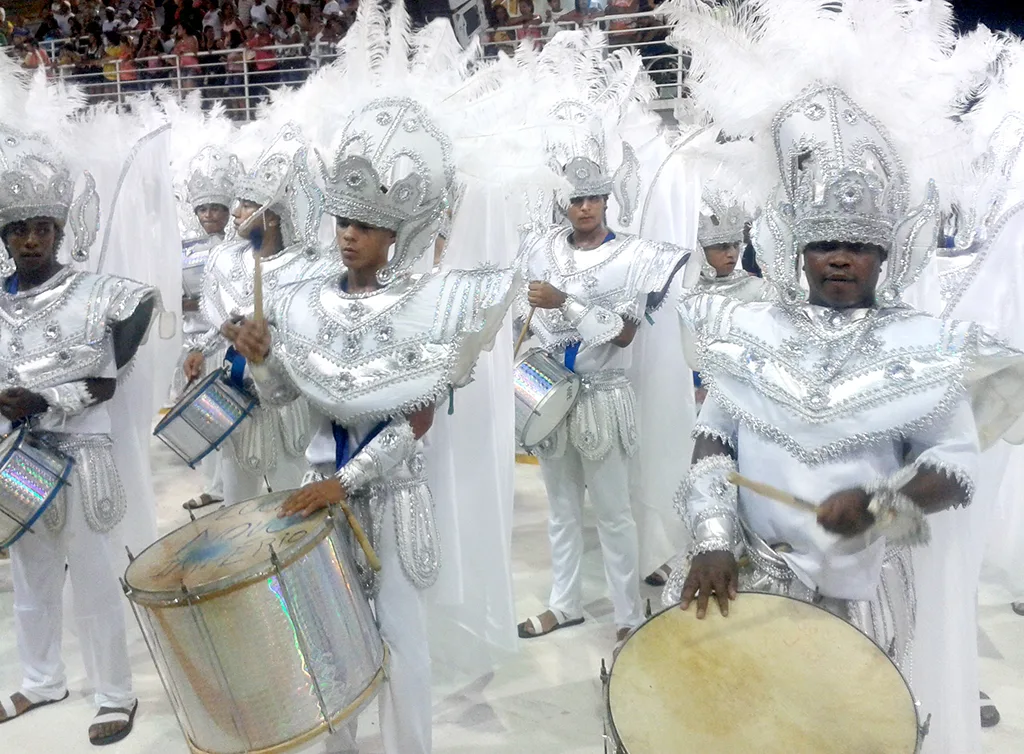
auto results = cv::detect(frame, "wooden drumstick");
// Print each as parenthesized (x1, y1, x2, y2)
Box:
(337, 500, 382, 572)
(726, 472, 818, 514)
(249, 252, 266, 366)
(514, 307, 536, 359)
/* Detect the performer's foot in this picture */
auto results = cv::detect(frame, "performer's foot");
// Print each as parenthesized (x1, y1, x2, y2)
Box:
(980, 692, 1000, 728)
(0, 690, 69, 724)
(517, 609, 584, 639)
(644, 563, 672, 587)
(89, 700, 138, 746)
(183, 493, 224, 511)
(1011, 601, 1024, 616)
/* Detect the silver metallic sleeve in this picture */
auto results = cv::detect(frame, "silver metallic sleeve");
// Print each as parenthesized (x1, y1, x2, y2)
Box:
(335, 418, 419, 495)
(35, 382, 101, 429)
(560, 295, 624, 350)
(248, 352, 302, 407)
(674, 453, 741, 556)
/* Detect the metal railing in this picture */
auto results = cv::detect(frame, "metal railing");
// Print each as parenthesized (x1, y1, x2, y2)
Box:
(3, 10, 687, 118)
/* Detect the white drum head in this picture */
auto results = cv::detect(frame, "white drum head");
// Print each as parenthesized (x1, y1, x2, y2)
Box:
(609, 593, 919, 753)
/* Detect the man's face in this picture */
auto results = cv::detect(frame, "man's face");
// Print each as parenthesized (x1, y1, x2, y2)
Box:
(803, 242, 885, 309)
(232, 199, 263, 239)
(196, 203, 230, 236)
(3, 217, 60, 275)
(335, 217, 394, 274)
(703, 242, 739, 277)
(567, 195, 607, 236)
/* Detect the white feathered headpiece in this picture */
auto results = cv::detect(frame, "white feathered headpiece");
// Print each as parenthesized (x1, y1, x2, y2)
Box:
(667, 0, 965, 306)
(257, 0, 564, 282)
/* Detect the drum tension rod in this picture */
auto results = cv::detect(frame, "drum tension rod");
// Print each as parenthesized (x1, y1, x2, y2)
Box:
(644, 599, 652, 619)
(599, 659, 608, 683)
(125, 546, 135, 563)
(188, 508, 197, 523)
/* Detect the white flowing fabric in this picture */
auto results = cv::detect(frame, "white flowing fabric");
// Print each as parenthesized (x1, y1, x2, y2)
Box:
(904, 207, 1024, 754)
(73, 118, 183, 567)
(420, 181, 522, 682)
(621, 109, 701, 575)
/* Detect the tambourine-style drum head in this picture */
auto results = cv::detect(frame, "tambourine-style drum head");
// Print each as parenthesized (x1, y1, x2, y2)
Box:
(514, 348, 581, 448)
(0, 427, 74, 548)
(153, 369, 256, 468)
(125, 494, 385, 754)
(608, 593, 919, 753)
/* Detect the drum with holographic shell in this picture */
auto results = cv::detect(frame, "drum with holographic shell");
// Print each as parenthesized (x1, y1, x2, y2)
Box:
(0, 426, 74, 548)
(122, 492, 387, 754)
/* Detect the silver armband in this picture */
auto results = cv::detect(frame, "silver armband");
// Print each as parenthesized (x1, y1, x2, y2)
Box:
(692, 513, 740, 556)
(675, 454, 741, 554)
(560, 295, 590, 326)
(38, 382, 97, 417)
(334, 421, 416, 494)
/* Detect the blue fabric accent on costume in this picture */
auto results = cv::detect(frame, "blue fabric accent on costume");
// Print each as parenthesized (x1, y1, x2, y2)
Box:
(564, 341, 581, 372)
(333, 419, 390, 472)
(5, 275, 18, 294)
(447, 386, 455, 415)
(693, 371, 703, 389)
(645, 312, 655, 325)
(224, 346, 247, 390)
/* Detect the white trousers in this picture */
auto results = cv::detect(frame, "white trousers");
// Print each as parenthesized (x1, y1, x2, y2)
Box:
(323, 507, 432, 754)
(201, 450, 224, 499)
(539, 442, 643, 630)
(220, 451, 308, 504)
(11, 484, 134, 709)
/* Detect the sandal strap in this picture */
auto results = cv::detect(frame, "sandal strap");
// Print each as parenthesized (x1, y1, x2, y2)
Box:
(0, 696, 17, 719)
(525, 615, 543, 636)
(92, 710, 131, 727)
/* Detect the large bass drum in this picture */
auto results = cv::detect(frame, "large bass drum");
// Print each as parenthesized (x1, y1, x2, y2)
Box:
(123, 492, 387, 754)
(604, 593, 924, 753)
(514, 348, 581, 448)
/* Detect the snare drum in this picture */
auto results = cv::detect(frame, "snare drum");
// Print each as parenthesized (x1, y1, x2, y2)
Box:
(514, 348, 581, 448)
(604, 593, 924, 753)
(123, 492, 387, 754)
(0, 426, 74, 548)
(154, 369, 257, 468)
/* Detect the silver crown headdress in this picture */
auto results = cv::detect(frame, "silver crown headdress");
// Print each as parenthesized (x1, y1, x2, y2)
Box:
(313, 97, 453, 282)
(756, 84, 940, 306)
(698, 190, 749, 248)
(0, 124, 99, 262)
(234, 123, 320, 248)
(543, 101, 641, 229)
(185, 145, 243, 211)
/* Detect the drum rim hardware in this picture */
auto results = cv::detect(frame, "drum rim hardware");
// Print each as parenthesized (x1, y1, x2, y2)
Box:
(153, 368, 258, 469)
(0, 425, 75, 548)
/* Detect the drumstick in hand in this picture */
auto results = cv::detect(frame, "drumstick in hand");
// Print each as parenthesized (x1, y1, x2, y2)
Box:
(338, 500, 382, 572)
(514, 307, 536, 359)
(727, 472, 817, 514)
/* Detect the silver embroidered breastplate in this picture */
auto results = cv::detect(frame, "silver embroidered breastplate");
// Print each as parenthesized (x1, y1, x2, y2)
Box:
(0, 267, 154, 390)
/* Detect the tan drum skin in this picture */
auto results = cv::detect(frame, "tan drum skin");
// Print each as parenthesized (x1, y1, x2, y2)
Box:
(607, 592, 920, 753)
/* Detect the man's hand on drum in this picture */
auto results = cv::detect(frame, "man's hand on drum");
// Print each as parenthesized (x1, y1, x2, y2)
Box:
(183, 351, 205, 382)
(817, 488, 875, 537)
(527, 281, 568, 310)
(680, 551, 738, 619)
(232, 319, 272, 363)
(279, 479, 345, 518)
(0, 387, 49, 422)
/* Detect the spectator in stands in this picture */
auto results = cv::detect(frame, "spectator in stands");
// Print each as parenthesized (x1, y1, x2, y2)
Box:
(103, 29, 138, 95)
(15, 32, 53, 73)
(221, 1, 241, 35)
(53, 2, 74, 35)
(222, 27, 246, 116)
(605, 0, 640, 46)
(202, 0, 221, 37)
(311, 12, 343, 65)
(0, 9, 12, 47)
(136, 27, 170, 86)
(249, 0, 268, 25)
(513, 0, 543, 43)
(237, 0, 254, 25)
(486, 2, 515, 56)
(135, 4, 156, 32)
(245, 20, 278, 102)
(275, 9, 305, 84)
(173, 21, 201, 88)
(101, 6, 120, 32)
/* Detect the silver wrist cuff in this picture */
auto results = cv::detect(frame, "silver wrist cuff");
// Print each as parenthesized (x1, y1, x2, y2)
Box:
(692, 512, 741, 555)
(692, 537, 735, 557)
(38, 382, 96, 417)
(560, 296, 589, 326)
(863, 477, 930, 547)
(335, 452, 379, 495)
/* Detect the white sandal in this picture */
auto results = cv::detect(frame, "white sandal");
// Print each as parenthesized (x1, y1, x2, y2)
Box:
(89, 700, 138, 746)
(0, 690, 68, 724)
(517, 608, 584, 639)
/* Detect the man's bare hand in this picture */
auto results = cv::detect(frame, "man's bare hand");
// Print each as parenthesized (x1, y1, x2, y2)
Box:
(279, 479, 345, 519)
(183, 351, 205, 382)
(680, 550, 738, 619)
(527, 281, 568, 310)
(817, 488, 874, 537)
(233, 319, 272, 363)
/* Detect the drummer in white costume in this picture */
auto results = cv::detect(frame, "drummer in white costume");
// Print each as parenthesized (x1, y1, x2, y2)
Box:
(196, 126, 321, 503)
(516, 112, 690, 644)
(0, 126, 159, 744)
(230, 96, 519, 754)
(176, 145, 243, 510)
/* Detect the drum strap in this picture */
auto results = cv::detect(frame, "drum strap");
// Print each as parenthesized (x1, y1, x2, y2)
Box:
(333, 418, 390, 472)
(224, 346, 248, 390)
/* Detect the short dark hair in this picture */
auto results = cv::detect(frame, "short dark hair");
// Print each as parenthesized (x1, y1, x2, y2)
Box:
(803, 240, 888, 260)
